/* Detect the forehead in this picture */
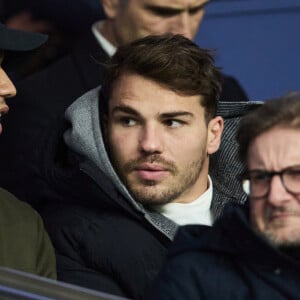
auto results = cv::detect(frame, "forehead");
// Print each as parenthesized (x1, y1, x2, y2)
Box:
(247, 126, 300, 169)
(130, 0, 208, 8)
(109, 73, 204, 114)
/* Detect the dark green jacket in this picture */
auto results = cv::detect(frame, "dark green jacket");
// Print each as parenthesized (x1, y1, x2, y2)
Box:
(0, 187, 56, 279)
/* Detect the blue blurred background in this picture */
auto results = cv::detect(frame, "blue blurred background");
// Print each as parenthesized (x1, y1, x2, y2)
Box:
(195, 0, 300, 101)
(1, 0, 299, 101)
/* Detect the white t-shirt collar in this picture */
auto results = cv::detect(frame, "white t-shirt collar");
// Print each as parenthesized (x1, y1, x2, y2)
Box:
(92, 21, 116, 57)
(154, 176, 214, 226)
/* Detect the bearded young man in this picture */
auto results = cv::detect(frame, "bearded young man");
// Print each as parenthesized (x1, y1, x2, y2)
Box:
(33, 34, 246, 299)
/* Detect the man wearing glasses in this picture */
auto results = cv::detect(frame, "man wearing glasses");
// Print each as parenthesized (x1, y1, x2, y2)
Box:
(148, 92, 300, 300)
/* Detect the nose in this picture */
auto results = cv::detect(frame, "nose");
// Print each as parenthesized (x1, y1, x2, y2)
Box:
(139, 123, 164, 154)
(172, 12, 194, 40)
(267, 175, 292, 206)
(0, 68, 17, 100)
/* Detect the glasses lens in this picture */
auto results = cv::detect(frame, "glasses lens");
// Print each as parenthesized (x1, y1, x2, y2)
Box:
(243, 171, 269, 198)
(283, 168, 300, 194)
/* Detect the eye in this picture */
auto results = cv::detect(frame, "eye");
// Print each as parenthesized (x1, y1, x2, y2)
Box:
(119, 117, 137, 127)
(148, 7, 180, 18)
(285, 169, 300, 181)
(189, 5, 205, 15)
(249, 172, 270, 184)
(164, 119, 184, 128)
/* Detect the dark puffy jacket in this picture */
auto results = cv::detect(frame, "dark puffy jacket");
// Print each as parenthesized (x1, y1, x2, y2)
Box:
(23, 101, 259, 299)
(25, 113, 224, 299)
(147, 203, 300, 300)
(24, 115, 170, 299)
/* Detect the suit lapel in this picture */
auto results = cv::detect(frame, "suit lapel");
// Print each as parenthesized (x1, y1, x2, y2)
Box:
(71, 30, 110, 90)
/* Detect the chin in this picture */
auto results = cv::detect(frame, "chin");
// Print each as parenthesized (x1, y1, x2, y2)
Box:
(129, 185, 174, 206)
(263, 228, 300, 247)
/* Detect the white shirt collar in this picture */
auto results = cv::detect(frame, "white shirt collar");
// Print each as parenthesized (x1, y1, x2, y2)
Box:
(92, 21, 116, 57)
(154, 176, 214, 226)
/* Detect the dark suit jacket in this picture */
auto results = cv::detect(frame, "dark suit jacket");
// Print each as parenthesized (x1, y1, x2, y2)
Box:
(0, 30, 248, 205)
(0, 31, 107, 203)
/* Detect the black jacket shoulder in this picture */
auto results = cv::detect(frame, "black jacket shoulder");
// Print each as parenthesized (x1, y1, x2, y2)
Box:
(41, 201, 167, 299)
(221, 74, 248, 102)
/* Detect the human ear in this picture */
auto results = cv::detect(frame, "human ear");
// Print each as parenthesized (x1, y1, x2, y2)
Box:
(101, 0, 121, 19)
(206, 116, 224, 155)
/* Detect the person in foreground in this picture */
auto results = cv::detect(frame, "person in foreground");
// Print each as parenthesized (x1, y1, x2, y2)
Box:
(0, 22, 56, 278)
(147, 92, 300, 300)
(35, 34, 252, 299)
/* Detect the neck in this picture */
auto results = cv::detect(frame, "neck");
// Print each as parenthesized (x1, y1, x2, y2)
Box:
(99, 20, 119, 47)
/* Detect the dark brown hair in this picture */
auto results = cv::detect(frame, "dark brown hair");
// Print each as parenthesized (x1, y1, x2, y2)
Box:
(99, 34, 222, 122)
(237, 92, 300, 164)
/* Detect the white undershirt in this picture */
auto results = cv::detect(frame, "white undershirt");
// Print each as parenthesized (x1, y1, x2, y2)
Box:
(92, 21, 116, 57)
(154, 176, 213, 226)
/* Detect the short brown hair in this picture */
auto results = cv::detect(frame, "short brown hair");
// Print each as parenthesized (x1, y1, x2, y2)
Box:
(237, 92, 300, 164)
(100, 34, 222, 122)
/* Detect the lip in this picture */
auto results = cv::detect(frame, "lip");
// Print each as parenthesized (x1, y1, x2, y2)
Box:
(269, 212, 298, 221)
(0, 105, 9, 135)
(0, 105, 9, 116)
(134, 163, 169, 181)
(135, 163, 167, 171)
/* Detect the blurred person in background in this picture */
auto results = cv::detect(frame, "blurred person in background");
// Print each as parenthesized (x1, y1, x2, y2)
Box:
(1, 0, 105, 80)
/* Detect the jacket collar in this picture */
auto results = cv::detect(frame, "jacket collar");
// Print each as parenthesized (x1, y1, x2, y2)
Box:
(71, 30, 109, 90)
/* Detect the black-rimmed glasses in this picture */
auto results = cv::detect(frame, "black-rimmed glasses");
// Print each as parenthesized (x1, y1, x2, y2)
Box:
(241, 165, 300, 199)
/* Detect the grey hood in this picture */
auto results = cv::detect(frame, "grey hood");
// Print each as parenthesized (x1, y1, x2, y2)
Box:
(64, 87, 178, 240)
(63, 86, 262, 239)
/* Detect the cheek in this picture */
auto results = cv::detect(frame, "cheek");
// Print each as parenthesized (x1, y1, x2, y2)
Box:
(250, 201, 265, 227)
(122, 10, 158, 37)
(114, 11, 145, 42)
(132, 23, 160, 42)
(139, 14, 173, 35)
(191, 13, 204, 33)
(173, 133, 207, 160)
(197, 10, 205, 22)
(108, 129, 137, 159)
(154, 21, 174, 33)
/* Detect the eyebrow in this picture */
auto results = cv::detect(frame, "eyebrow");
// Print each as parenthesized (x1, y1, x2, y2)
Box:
(144, 1, 210, 14)
(111, 105, 194, 119)
(111, 105, 141, 117)
(160, 111, 194, 119)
